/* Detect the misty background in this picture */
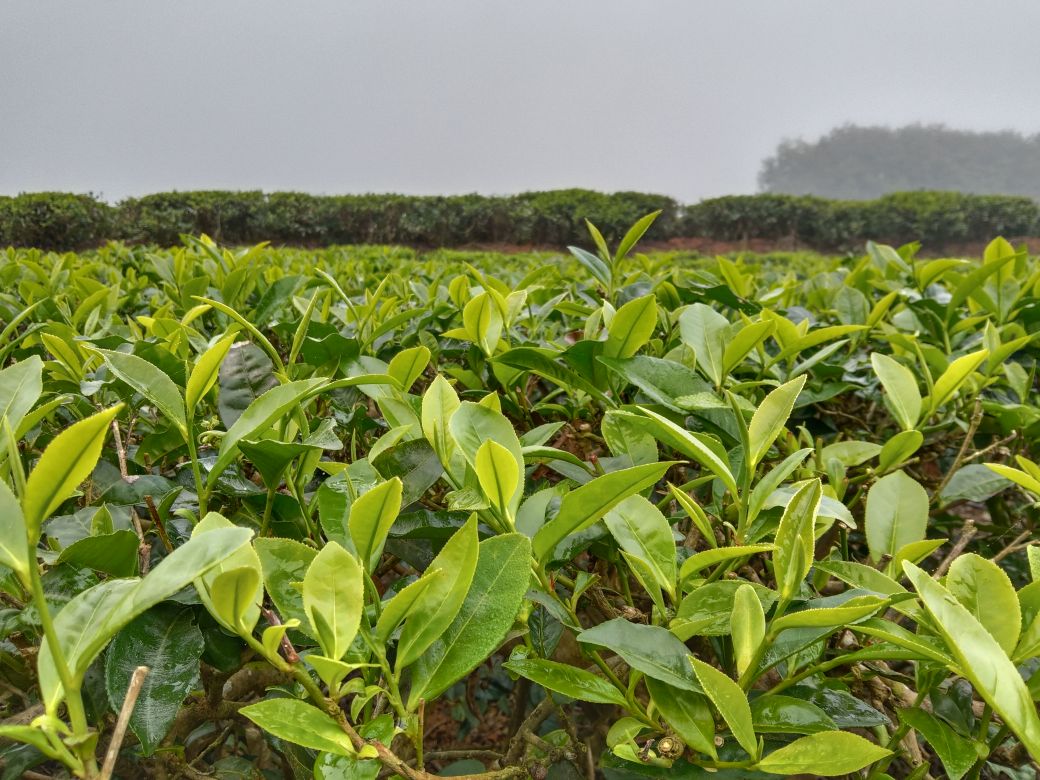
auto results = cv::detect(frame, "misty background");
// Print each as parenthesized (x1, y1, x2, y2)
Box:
(3, 0, 1040, 203)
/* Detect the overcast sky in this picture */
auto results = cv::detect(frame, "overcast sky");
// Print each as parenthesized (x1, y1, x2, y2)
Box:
(3, 1, 1040, 203)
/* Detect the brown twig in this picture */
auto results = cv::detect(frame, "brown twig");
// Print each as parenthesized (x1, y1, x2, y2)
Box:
(551, 696, 594, 780)
(503, 697, 556, 767)
(110, 419, 129, 479)
(417, 698, 426, 771)
(261, 607, 299, 664)
(0, 591, 24, 609)
(507, 677, 531, 737)
(932, 398, 984, 501)
(110, 418, 152, 572)
(962, 431, 1018, 464)
(1, 702, 44, 727)
(100, 665, 149, 780)
(187, 723, 233, 767)
(933, 520, 978, 579)
(423, 750, 504, 764)
(993, 530, 1033, 564)
(144, 494, 174, 554)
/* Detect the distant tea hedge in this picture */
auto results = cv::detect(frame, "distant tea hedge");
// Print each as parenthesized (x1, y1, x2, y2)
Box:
(1, 188, 1038, 250)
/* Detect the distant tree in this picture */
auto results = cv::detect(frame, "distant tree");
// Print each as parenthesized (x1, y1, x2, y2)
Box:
(759, 124, 1040, 199)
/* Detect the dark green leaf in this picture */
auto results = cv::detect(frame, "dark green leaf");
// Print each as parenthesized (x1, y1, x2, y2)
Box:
(104, 606, 203, 755)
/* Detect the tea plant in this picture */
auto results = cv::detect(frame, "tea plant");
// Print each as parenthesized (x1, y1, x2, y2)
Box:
(1, 225, 1039, 779)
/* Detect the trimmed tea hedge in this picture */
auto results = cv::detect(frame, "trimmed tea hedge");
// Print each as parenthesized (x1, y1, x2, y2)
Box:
(1, 188, 1038, 250)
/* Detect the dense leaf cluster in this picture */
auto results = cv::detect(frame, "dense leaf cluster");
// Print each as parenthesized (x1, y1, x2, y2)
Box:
(1, 222, 1040, 779)
(2, 188, 1040, 252)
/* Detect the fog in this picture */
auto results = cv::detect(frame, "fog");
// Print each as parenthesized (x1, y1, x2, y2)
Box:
(3, 0, 1039, 202)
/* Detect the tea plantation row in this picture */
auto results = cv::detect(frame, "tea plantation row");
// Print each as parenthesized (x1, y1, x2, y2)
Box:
(1, 221, 1039, 779)
(3, 188, 1040, 252)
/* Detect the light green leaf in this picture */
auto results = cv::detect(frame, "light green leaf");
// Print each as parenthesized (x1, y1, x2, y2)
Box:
(888, 538, 945, 581)
(722, 319, 774, 375)
(23, 404, 122, 544)
(504, 657, 627, 707)
(38, 526, 252, 711)
(820, 440, 881, 468)
(644, 676, 717, 758)
(462, 292, 503, 356)
(668, 484, 717, 548)
(0, 355, 43, 435)
(532, 461, 674, 562)
(408, 533, 531, 707)
(209, 378, 327, 487)
(985, 462, 1040, 496)
(603, 495, 676, 597)
(769, 595, 888, 633)
(947, 552, 1021, 654)
(947, 250, 1020, 319)
(614, 210, 660, 264)
(449, 401, 524, 513)
(374, 570, 444, 643)
(603, 294, 658, 360)
(772, 479, 821, 601)
(577, 618, 699, 691)
(629, 406, 737, 494)
(421, 374, 464, 482)
(186, 333, 235, 416)
(348, 478, 403, 572)
(673, 581, 778, 639)
(679, 304, 728, 386)
(904, 561, 1040, 759)
(689, 655, 758, 759)
(927, 349, 988, 415)
(303, 542, 364, 661)
(395, 515, 479, 669)
(0, 479, 29, 579)
(97, 349, 187, 436)
(240, 698, 355, 756)
(387, 345, 431, 391)
(679, 545, 773, 583)
(877, 429, 924, 473)
(852, 617, 953, 666)
(474, 440, 520, 522)
(746, 447, 813, 523)
(871, 353, 921, 431)
(731, 584, 765, 678)
(210, 566, 262, 634)
(192, 513, 264, 634)
(814, 560, 907, 597)
(865, 471, 928, 563)
(753, 731, 889, 776)
(747, 375, 806, 468)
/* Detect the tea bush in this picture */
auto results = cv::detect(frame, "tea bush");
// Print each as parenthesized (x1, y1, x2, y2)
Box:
(2, 189, 1039, 251)
(1, 219, 1040, 779)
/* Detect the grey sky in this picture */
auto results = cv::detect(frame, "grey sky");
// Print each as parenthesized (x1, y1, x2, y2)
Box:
(3, 1, 1039, 203)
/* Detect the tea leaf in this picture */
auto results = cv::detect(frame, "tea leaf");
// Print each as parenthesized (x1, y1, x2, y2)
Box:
(753, 731, 889, 775)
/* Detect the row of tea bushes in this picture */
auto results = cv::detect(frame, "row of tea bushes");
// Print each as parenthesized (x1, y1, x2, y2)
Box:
(2, 188, 1038, 250)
